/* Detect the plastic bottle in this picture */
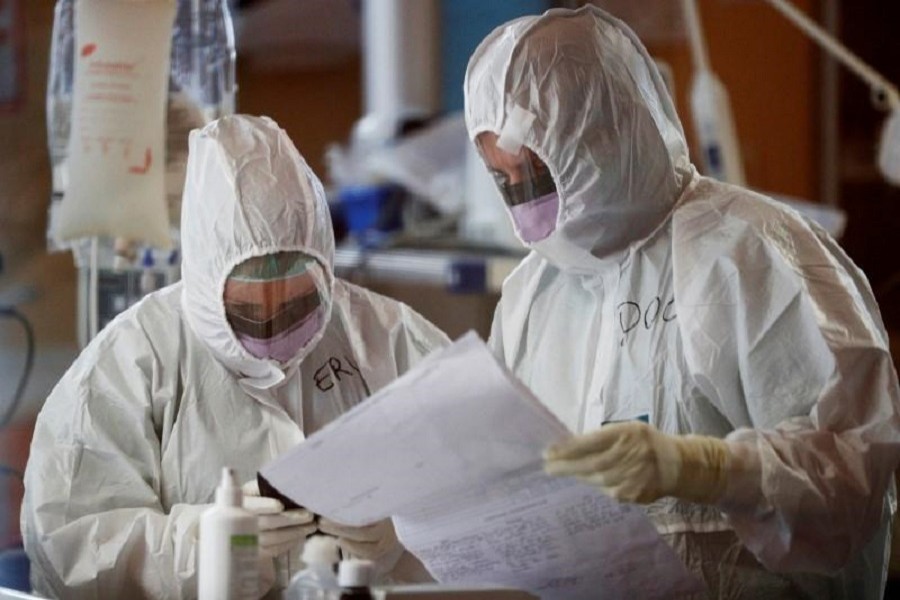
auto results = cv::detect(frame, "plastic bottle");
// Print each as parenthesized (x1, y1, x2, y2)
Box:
(139, 248, 157, 296)
(689, 70, 746, 186)
(337, 559, 375, 600)
(681, 0, 745, 186)
(284, 535, 341, 600)
(198, 468, 260, 600)
(165, 248, 181, 287)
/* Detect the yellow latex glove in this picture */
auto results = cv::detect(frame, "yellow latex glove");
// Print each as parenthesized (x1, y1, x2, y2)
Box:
(544, 421, 730, 504)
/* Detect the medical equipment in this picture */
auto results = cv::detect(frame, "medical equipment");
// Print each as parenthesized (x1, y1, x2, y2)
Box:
(762, 0, 900, 186)
(46, 0, 236, 346)
(354, 0, 439, 150)
(0, 307, 34, 429)
(338, 559, 375, 599)
(47, 0, 235, 247)
(139, 248, 157, 296)
(0, 272, 35, 428)
(53, 0, 175, 248)
(285, 536, 341, 600)
(327, 0, 442, 250)
(198, 468, 260, 600)
(75, 245, 169, 346)
(682, 0, 746, 185)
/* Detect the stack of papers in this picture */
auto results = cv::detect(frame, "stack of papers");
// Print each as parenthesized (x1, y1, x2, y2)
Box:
(260, 333, 701, 599)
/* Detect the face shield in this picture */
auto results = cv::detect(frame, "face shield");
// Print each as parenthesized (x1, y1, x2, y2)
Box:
(224, 251, 326, 363)
(476, 131, 559, 243)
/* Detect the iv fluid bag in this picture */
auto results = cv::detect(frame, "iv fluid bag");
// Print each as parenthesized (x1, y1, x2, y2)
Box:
(46, 0, 236, 253)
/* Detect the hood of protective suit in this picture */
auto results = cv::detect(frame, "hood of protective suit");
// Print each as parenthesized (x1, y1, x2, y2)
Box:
(464, 5, 693, 274)
(180, 115, 335, 389)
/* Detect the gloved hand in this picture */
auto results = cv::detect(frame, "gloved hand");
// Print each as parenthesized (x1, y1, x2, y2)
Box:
(317, 517, 404, 572)
(242, 480, 317, 559)
(543, 421, 730, 504)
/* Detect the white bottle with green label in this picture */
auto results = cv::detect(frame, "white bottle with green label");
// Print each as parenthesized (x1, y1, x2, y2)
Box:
(199, 467, 260, 599)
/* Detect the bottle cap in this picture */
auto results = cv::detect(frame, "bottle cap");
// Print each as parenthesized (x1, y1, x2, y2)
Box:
(338, 559, 374, 588)
(215, 467, 242, 507)
(141, 247, 155, 268)
(301, 535, 340, 566)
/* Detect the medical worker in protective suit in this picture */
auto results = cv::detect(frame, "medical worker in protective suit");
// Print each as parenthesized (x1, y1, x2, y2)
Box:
(22, 115, 449, 599)
(465, 6, 900, 599)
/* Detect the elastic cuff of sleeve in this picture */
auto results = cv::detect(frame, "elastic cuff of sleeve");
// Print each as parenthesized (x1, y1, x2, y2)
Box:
(716, 438, 763, 513)
(674, 434, 730, 504)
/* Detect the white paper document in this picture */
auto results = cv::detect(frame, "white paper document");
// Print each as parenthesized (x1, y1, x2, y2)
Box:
(260, 333, 702, 599)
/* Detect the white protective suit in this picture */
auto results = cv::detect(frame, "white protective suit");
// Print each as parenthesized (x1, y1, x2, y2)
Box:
(465, 6, 900, 599)
(22, 115, 449, 599)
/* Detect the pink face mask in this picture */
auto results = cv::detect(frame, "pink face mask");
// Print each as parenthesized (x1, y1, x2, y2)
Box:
(236, 307, 324, 363)
(509, 192, 559, 243)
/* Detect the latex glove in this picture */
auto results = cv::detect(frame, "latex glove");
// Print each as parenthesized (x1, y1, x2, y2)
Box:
(242, 482, 317, 559)
(543, 421, 730, 504)
(317, 517, 404, 571)
(242, 478, 264, 498)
